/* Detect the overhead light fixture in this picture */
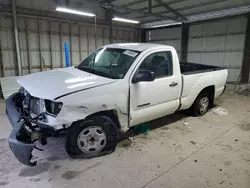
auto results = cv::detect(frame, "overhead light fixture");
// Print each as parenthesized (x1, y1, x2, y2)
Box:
(149, 22, 182, 28)
(56, 7, 96, 17)
(112, 17, 139, 24)
(141, 20, 182, 28)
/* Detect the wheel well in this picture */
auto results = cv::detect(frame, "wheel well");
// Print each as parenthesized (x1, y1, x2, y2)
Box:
(86, 110, 121, 130)
(199, 85, 215, 106)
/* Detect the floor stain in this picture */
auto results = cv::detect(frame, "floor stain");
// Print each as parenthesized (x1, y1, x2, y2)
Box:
(219, 180, 225, 184)
(190, 141, 196, 145)
(224, 161, 232, 166)
(0, 138, 6, 142)
(19, 162, 50, 177)
(33, 178, 41, 182)
(239, 122, 250, 131)
(47, 156, 60, 162)
(118, 139, 133, 148)
(0, 181, 9, 186)
(53, 164, 61, 170)
(62, 171, 78, 180)
(0, 150, 4, 156)
(61, 162, 102, 180)
(174, 125, 192, 134)
(161, 126, 170, 130)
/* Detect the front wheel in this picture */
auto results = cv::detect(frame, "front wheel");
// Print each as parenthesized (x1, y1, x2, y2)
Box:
(190, 92, 210, 116)
(65, 116, 118, 159)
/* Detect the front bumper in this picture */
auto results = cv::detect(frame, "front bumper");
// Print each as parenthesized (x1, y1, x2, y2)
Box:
(6, 93, 37, 166)
(6, 93, 55, 166)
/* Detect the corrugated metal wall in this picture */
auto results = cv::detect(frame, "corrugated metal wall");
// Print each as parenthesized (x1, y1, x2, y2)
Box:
(146, 27, 182, 57)
(0, 15, 138, 77)
(188, 16, 247, 83)
(144, 16, 247, 83)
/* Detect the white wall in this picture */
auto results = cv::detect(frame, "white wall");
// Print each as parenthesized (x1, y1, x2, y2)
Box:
(145, 16, 247, 83)
(188, 16, 247, 83)
(146, 27, 182, 57)
(0, 0, 139, 77)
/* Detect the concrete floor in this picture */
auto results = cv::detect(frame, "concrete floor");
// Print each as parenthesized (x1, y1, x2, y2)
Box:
(0, 92, 250, 188)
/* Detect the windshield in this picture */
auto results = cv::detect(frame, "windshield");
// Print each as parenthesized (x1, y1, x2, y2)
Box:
(77, 48, 140, 79)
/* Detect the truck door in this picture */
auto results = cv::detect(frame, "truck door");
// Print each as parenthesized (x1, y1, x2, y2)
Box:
(129, 50, 181, 127)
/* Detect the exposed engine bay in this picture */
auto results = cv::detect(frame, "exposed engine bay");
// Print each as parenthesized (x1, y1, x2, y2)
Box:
(18, 87, 63, 122)
(13, 90, 56, 147)
(7, 89, 64, 165)
(6, 88, 66, 165)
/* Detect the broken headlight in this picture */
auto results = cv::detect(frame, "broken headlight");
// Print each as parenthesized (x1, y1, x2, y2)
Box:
(44, 100, 63, 115)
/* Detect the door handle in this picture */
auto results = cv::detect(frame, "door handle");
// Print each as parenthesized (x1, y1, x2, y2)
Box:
(169, 82, 178, 87)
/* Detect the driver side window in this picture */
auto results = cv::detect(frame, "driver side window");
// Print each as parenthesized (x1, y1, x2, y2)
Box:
(138, 51, 173, 79)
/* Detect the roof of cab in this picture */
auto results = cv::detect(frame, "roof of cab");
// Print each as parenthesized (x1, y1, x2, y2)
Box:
(104, 43, 169, 52)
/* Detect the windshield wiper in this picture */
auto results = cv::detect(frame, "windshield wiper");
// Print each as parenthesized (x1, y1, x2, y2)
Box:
(91, 69, 113, 79)
(76, 66, 90, 73)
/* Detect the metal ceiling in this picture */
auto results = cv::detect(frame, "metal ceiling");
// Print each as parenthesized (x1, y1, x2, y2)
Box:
(100, 0, 250, 27)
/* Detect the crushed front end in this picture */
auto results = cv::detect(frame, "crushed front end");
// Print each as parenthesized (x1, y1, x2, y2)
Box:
(6, 89, 62, 166)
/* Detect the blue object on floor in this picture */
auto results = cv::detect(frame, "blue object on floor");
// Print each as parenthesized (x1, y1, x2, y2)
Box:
(135, 123, 150, 135)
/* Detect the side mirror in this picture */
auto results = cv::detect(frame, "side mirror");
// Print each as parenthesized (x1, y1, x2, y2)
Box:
(132, 70, 155, 84)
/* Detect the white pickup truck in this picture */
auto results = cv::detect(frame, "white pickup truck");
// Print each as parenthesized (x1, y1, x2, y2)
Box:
(6, 43, 228, 166)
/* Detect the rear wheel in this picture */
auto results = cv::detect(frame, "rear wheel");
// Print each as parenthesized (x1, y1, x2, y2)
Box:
(65, 116, 118, 159)
(190, 92, 210, 116)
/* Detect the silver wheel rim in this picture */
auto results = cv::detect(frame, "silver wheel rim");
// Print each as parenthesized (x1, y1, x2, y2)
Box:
(77, 126, 107, 154)
(199, 96, 209, 114)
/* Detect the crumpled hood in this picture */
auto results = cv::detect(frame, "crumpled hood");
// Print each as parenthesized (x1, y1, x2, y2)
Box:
(17, 67, 116, 100)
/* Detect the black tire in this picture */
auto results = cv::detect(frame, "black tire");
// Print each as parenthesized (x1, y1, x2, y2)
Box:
(190, 92, 210, 116)
(65, 115, 118, 159)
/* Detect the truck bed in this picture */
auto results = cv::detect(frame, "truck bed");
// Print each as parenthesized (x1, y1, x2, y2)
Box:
(180, 62, 226, 75)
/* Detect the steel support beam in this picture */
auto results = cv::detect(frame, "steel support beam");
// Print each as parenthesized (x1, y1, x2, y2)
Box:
(87, 26, 90, 55)
(123, 0, 145, 8)
(139, 0, 187, 11)
(123, 0, 185, 15)
(94, 16, 97, 49)
(148, 0, 152, 13)
(141, 0, 229, 20)
(107, 9, 113, 43)
(136, 0, 229, 20)
(154, 0, 186, 21)
(60, 23, 63, 68)
(0, 41, 5, 77)
(37, 20, 43, 71)
(25, 19, 31, 74)
(69, 24, 72, 66)
(49, 21, 53, 69)
(109, 17, 113, 43)
(180, 23, 189, 62)
(240, 15, 250, 83)
(100, 1, 178, 21)
(140, 29, 147, 42)
(78, 25, 82, 61)
(12, 0, 22, 76)
(102, 27, 105, 45)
